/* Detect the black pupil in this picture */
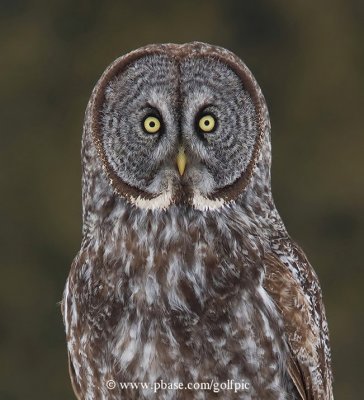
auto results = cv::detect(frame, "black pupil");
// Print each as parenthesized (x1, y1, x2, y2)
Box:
(204, 120, 210, 126)
(149, 121, 155, 127)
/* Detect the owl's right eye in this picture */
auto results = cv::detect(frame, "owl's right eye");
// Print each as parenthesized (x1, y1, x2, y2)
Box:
(143, 116, 161, 134)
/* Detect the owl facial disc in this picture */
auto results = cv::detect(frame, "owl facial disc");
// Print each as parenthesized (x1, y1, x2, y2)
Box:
(91, 42, 266, 210)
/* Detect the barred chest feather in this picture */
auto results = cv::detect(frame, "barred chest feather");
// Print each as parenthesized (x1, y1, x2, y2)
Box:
(65, 201, 297, 400)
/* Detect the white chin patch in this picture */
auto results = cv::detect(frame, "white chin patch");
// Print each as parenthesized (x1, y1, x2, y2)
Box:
(129, 190, 226, 211)
(128, 189, 173, 210)
(126, 174, 227, 211)
(192, 191, 226, 211)
(127, 175, 174, 210)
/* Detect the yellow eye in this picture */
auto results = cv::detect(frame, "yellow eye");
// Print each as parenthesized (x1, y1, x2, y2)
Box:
(198, 114, 216, 132)
(143, 116, 161, 133)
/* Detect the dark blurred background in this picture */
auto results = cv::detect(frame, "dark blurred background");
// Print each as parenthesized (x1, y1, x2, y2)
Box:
(1, 0, 363, 398)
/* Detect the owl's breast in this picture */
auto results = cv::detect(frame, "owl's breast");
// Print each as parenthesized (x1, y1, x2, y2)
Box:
(65, 209, 294, 399)
(103, 235, 293, 399)
(108, 277, 292, 399)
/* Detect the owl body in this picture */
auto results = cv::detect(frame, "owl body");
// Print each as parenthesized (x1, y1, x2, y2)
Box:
(63, 43, 333, 400)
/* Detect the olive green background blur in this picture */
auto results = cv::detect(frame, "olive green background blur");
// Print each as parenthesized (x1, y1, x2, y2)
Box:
(1, 0, 363, 398)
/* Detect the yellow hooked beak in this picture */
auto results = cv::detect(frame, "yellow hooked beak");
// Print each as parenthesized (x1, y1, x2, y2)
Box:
(176, 146, 187, 176)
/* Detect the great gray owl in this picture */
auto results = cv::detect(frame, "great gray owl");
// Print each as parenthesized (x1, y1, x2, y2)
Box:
(62, 42, 333, 400)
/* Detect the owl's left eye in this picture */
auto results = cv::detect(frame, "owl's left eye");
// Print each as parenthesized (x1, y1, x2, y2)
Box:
(198, 114, 216, 133)
(143, 116, 161, 134)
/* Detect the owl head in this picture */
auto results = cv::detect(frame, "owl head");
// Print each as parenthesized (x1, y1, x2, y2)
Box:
(85, 42, 270, 211)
